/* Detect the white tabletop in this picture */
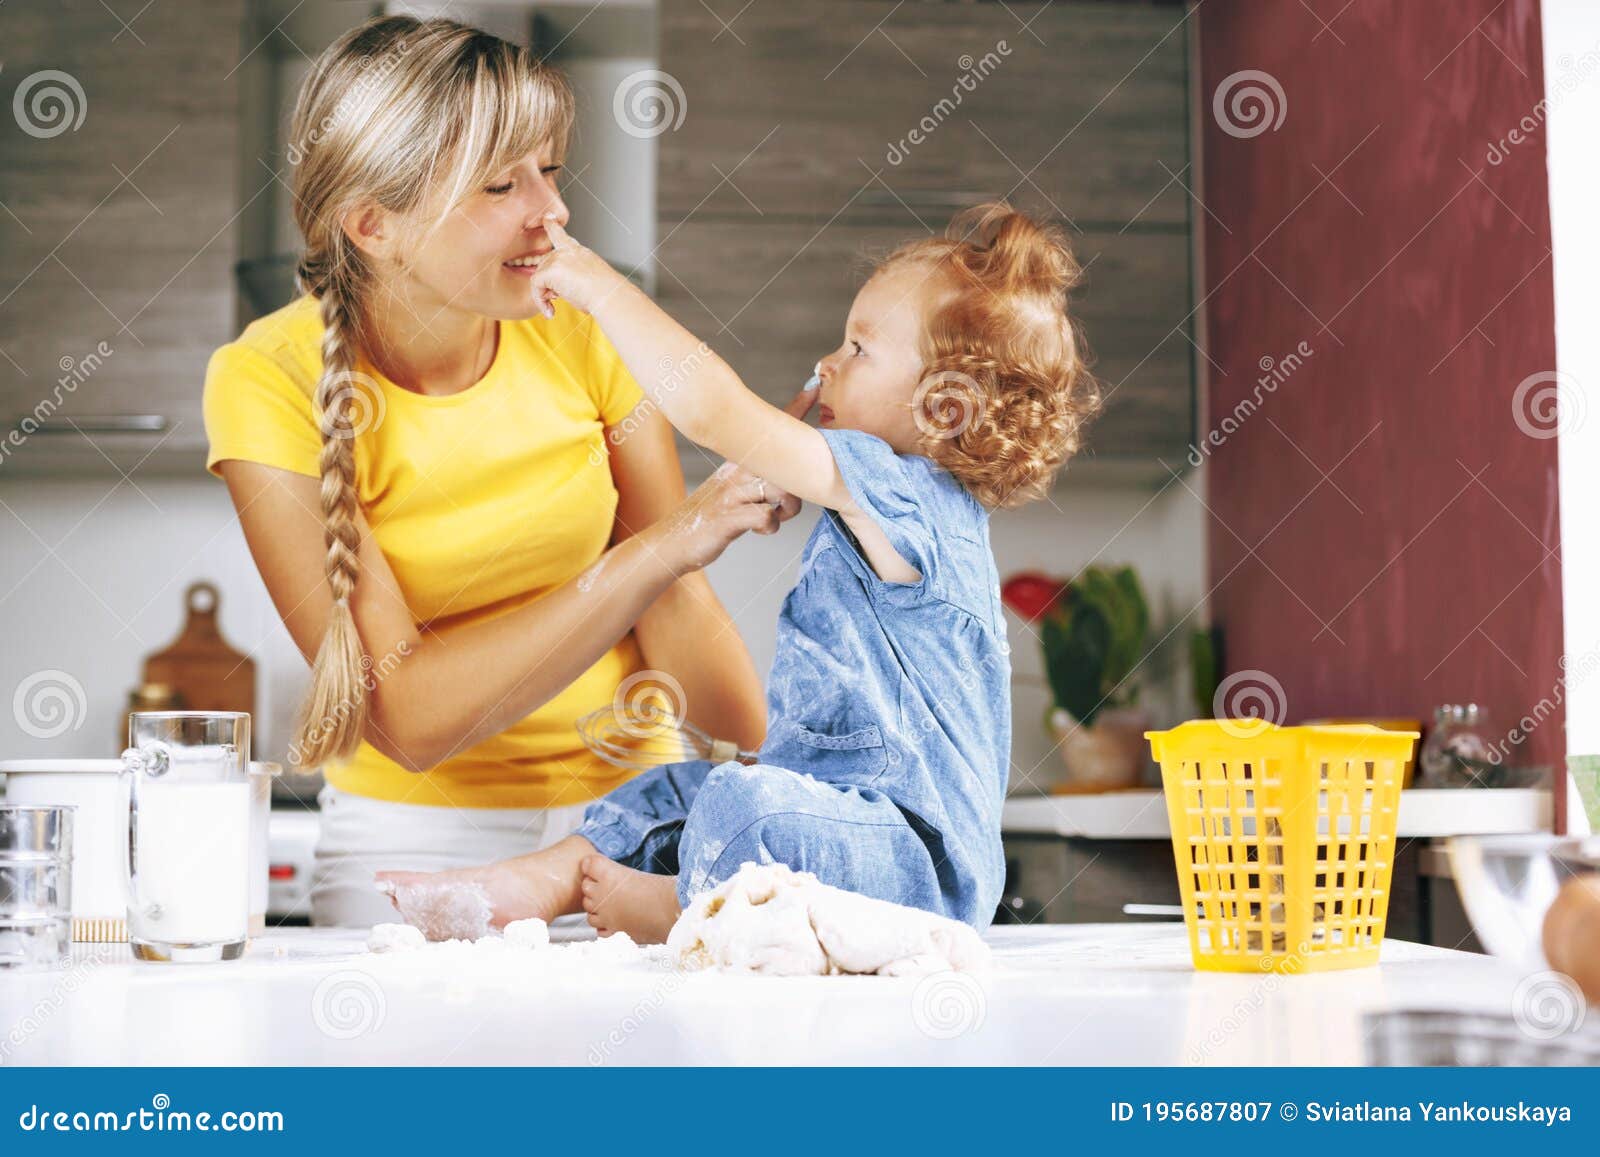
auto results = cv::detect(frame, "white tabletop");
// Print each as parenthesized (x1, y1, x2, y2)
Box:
(0, 924, 1532, 1066)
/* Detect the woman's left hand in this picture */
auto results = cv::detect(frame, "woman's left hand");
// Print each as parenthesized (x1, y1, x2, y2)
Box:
(528, 217, 630, 318)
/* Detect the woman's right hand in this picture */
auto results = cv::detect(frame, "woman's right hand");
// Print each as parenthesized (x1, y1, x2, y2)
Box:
(649, 462, 802, 576)
(642, 383, 814, 575)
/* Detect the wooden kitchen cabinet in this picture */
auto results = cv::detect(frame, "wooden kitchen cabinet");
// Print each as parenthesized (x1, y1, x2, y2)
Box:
(658, 216, 1193, 460)
(0, 0, 243, 475)
(1, 0, 1193, 476)
(659, 0, 1189, 227)
(658, 0, 1195, 470)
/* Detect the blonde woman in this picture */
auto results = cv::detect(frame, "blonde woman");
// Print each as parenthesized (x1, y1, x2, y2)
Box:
(203, 16, 798, 927)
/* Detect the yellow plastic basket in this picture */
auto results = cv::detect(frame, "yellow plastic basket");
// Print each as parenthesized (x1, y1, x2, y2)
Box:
(1146, 720, 1418, 974)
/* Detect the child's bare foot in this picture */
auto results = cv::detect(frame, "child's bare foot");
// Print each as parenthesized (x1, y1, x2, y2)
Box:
(374, 835, 594, 940)
(579, 855, 682, 944)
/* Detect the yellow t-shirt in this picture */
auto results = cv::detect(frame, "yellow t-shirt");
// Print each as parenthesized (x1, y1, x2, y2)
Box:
(203, 293, 647, 809)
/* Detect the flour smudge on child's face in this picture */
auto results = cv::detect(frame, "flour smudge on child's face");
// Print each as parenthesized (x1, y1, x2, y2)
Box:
(812, 263, 956, 452)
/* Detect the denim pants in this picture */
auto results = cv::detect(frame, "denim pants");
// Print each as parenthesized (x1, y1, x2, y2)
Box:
(573, 759, 951, 919)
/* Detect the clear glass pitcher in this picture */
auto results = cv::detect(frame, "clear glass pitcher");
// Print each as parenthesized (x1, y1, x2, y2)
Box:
(120, 712, 251, 963)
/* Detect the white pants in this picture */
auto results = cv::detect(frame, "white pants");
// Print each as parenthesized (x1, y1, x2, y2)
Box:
(310, 784, 590, 928)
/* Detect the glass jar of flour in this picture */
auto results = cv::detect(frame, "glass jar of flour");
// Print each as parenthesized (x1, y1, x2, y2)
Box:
(120, 712, 252, 963)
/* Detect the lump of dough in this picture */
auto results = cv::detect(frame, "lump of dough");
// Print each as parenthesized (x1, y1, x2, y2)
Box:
(668, 862, 989, 977)
(367, 923, 427, 953)
(671, 866, 828, 975)
(808, 883, 989, 978)
(503, 917, 550, 949)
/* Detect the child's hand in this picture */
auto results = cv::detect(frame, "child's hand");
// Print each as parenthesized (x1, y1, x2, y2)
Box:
(527, 217, 629, 319)
(786, 377, 820, 423)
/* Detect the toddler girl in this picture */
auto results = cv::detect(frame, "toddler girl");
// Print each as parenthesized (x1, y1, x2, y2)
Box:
(380, 203, 1100, 941)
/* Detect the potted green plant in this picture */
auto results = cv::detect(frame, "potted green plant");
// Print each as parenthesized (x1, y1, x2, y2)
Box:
(1002, 565, 1152, 792)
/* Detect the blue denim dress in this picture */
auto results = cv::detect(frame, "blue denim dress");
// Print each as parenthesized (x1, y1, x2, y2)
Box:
(577, 428, 1011, 928)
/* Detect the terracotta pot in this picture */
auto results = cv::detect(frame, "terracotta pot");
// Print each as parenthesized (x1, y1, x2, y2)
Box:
(1050, 707, 1150, 793)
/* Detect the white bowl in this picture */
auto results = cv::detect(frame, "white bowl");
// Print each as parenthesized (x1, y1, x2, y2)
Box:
(0, 760, 125, 941)
(1, 758, 282, 942)
(1447, 833, 1600, 964)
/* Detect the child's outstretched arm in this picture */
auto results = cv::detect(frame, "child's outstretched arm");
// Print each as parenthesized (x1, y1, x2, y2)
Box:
(529, 219, 852, 513)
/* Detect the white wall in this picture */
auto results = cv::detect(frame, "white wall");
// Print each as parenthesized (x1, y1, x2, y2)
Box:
(0, 471, 1206, 792)
(1544, 0, 1600, 754)
(0, 476, 306, 764)
(559, 55, 659, 286)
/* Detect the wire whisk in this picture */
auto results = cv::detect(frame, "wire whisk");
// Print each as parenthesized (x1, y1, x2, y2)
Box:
(576, 670, 758, 772)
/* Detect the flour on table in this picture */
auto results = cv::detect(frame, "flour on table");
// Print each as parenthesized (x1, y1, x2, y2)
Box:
(364, 915, 646, 966)
(565, 930, 640, 962)
(667, 862, 990, 977)
(367, 922, 427, 953)
(503, 917, 550, 949)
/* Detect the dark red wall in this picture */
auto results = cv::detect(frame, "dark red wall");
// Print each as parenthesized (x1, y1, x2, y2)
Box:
(1196, 1, 1564, 790)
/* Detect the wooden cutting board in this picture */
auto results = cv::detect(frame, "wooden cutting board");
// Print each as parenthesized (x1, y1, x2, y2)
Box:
(141, 581, 255, 717)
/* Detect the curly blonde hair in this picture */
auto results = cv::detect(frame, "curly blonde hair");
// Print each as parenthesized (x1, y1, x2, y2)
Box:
(881, 202, 1102, 509)
(285, 15, 572, 769)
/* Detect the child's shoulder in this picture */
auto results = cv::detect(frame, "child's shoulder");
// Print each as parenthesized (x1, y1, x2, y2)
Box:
(819, 427, 986, 529)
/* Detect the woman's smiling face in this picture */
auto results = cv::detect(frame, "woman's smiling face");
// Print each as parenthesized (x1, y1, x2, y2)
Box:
(398, 147, 571, 320)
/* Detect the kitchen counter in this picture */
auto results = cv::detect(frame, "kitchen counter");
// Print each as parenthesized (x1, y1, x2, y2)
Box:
(1, 924, 1536, 1066)
(1003, 788, 1562, 840)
